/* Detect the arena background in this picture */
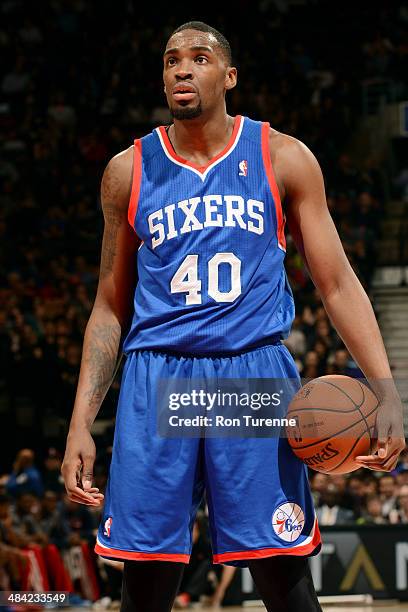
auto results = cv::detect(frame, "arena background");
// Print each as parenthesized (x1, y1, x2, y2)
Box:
(1, 0, 408, 608)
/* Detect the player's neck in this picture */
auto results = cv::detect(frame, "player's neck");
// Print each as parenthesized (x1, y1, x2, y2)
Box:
(169, 110, 234, 165)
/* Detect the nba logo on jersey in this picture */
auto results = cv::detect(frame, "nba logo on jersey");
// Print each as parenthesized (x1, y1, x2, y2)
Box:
(238, 159, 248, 176)
(104, 517, 112, 537)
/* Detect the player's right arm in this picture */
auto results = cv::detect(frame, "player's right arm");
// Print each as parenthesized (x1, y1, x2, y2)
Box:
(61, 147, 139, 505)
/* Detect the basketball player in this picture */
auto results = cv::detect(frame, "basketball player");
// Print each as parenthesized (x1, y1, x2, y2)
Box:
(62, 22, 406, 612)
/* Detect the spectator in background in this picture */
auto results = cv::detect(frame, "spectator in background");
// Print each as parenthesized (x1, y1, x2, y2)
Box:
(310, 473, 329, 507)
(389, 485, 408, 524)
(315, 484, 354, 525)
(11, 492, 48, 546)
(0, 495, 26, 549)
(312, 318, 334, 354)
(312, 339, 329, 366)
(358, 495, 389, 525)
(42, 448, 65, 494)
(396, 469, 408, 488)
(302, 350, 321, 378)
(61, 494, 96, 547)
(284, 314, 306, 358)
(0, 495, 29, 590)
(330, 349, 349, 375)
(356, 192, 379, 234)
(325, 348, 362, 377)
(300, 306, 316, 340)
(1, 56, 30, 98)
(329, 474, 356, 511)
(395, 447, 408, 473)
(39, 491, 70, 550)
(0, 477, 7, 497)
(363, 475, 378, 497)
(6, 449, 44, 499)
(346, 474, 366, 518)
(379, 474, 397, 517)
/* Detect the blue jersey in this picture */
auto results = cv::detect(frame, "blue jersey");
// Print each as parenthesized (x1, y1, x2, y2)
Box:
(123, 115, 295, 355)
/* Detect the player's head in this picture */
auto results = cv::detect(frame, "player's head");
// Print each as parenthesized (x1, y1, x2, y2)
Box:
(163, 21, 237, 121)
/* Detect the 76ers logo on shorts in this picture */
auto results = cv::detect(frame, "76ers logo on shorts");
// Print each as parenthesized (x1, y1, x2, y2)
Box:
(104, 517, 112, 538)
(272, 503, 305, 542)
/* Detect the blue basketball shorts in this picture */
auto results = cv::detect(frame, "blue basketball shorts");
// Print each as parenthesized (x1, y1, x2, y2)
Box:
(95, 343, 321, 566)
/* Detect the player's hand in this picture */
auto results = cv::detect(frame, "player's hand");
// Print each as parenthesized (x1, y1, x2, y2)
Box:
(355, 397, 406, 472)
(61, 427, 105, 506)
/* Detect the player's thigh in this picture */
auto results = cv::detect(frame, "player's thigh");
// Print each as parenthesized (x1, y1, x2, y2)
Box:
(203, 343, 319, 561)
(96, 351, 204, 559)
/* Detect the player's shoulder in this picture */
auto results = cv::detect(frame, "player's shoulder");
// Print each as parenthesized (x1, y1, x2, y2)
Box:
(105, 145, 134, 174)
(267, 127, 316, 166)
(262, 128, 321, 200)
(267, 127, 323, 195)
(104, 144, 136, 185)
(101, 146, 134, 211)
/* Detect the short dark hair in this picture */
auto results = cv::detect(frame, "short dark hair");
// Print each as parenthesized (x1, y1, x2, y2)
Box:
(170, 21, 232, 65)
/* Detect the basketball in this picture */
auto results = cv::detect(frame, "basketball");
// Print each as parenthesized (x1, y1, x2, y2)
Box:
(286, 375, 379, 474)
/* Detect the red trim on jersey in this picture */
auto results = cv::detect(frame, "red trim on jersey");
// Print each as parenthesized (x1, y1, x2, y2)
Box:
(158, 115, 242, 172)
(95, 542, 189, 563)
(213, 518, 321, 564)
(128, 139, 142, 230)
(261, 122, 286, 251)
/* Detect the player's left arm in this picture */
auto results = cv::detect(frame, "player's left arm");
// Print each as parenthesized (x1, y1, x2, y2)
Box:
(271, 132, 406, 472)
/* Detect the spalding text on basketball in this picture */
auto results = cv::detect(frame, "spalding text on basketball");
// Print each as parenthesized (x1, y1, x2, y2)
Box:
(303, 441, 340, 467)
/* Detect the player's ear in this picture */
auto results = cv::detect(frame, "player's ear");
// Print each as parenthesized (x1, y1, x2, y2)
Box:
(225, 67, 237, 91)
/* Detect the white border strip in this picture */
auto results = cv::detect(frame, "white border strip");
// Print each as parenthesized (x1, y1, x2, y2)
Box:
(156, 116, 244, 182)
(96, 536, 109, 549)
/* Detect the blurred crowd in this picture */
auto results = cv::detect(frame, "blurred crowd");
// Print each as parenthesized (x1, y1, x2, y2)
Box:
(0, 449, 104, 605)
(1, 446, 408, 607)
(311, 454, 408, 526)
(1, 0, 408, 606)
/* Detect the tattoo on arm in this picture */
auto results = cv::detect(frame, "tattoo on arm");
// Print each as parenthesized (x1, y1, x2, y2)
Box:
(100, 203, 121, 278)
(83, 323, 121, 411)
(99, 160, 127, 279)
